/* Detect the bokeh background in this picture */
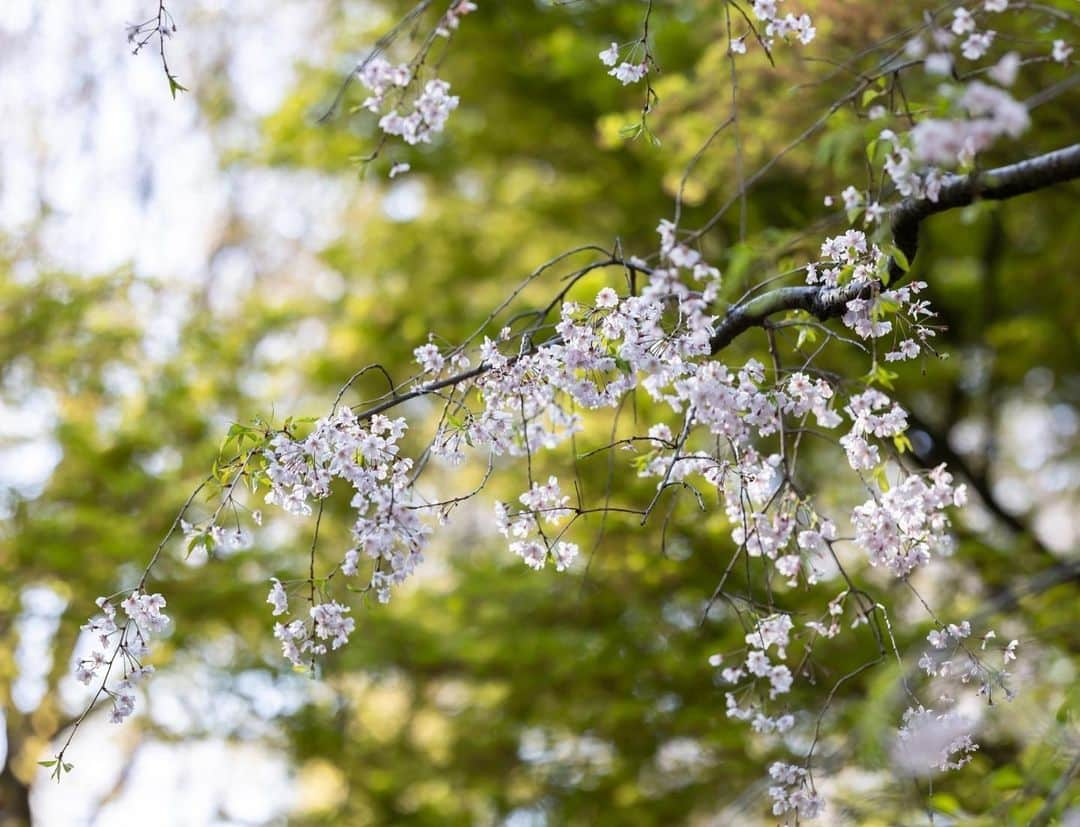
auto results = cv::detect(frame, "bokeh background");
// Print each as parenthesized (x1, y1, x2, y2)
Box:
(1, 0, 1078, 824)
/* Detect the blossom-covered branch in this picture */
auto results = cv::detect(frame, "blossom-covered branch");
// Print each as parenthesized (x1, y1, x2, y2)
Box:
(710, 142, 1080, 351)
(49, 1, 1078, 820)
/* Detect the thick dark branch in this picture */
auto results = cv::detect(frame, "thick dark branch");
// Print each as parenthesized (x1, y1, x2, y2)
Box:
(977, 558, 1080, 620)
(904, 409, 1051, 552)
(350, 146, 1079, 423)
(710, 143, 1080, 353)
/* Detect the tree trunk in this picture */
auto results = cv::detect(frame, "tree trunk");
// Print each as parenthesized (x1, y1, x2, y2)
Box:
(0, 759, 31, 827)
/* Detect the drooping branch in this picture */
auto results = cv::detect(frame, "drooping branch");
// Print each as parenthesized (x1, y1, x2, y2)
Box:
(710, 142, 1080, 352)
(346, 145, 1080, 425)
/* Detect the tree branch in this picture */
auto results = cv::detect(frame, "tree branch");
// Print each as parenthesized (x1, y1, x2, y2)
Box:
(1029, 750, 1080, 827)
(904, 409, 1054, 558)
(348, 145, 1080, 424)
(710, 142, 1080, 352)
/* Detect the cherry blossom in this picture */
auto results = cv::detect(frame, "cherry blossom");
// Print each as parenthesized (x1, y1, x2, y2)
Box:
(893, 706, 979, 775)
(267, 578, 288, 616)
(54, 1, 1080, 817)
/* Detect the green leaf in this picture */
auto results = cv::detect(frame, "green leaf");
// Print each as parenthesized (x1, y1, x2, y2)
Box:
(865, 363, 899, 390)
(871, 296, 901, 319)
(795, 325, 817, 350)
(725, 243, 755, 285)
(835, 264, 855, 285)
(167, 74, 188, 99)
(871, 464, 890, 491)
(38, 760, 57, 768)
(929, 793, 961, 815)
(186, 536, 206, 559)
(884, 243, 910, 273)
(989, 766, 1024, 791)
(865, 136, 885, 164)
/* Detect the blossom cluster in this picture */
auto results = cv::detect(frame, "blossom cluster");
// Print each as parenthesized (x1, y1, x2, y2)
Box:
(377, 78, 460, 146)
(598, 42, 648, 86)
(272, 599, 356, 668)
(354, 3, 477, 149)
(422, 223, 725, 475)
(808, 228, 937, 359)
(767, 761, 825, 820)
(722, 613, 797, 708)
(893, 706, 979, 775)
(358, 57, 413, 114)
(751, 1, 816, 47)
(840, 388, 908, 471)
(495, 476, 579, 572)
(73, 592, 166, 723)
(852, 464, 966, 577)
(435, 0, 477, 38)
(811, 228, 877, 286)
(919, 621, 1019, 697)
(911, 81, 1029, 166)
(263, 409, 430, 604)
(428, 235, 713, 460)
(886, 616, 1022, 779)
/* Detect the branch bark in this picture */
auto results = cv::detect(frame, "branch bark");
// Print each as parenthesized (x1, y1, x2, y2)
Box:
(904, 409, 1056, 557)
(709, 142, 1080, 353)
(349, 144, 1080, 423)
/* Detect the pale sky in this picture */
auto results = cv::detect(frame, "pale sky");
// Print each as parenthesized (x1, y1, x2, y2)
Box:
(1, 2, 340, 822)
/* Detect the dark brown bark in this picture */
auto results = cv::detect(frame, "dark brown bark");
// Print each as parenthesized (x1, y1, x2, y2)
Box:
(0, 760, 31, 827)
(709, 143, 1080, 352)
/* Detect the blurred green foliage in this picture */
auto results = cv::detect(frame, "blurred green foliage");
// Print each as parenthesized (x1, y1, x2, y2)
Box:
(2, 0, 1078, 824)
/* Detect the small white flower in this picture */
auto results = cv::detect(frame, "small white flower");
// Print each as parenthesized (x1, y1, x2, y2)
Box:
(925, 52, 953, 76)
(1003, 639, 1019, 663)
(414, 342, 445, 374)
(962, 31, 995, 61)
(267, 578, 289, 616)
(598, 42, 619, 67)
(551, 541, 578, 572)
(310, 601, 355, 649)
(610, 62, 648, 85)
(989, 52, 1020, 86)
(841, 185, 863, 211)
(595, 287, 619, 309)
(951, 8, 975, 35)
